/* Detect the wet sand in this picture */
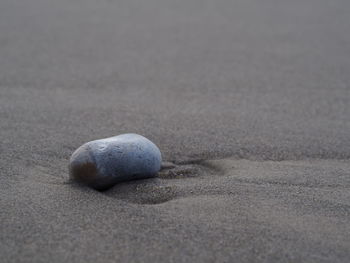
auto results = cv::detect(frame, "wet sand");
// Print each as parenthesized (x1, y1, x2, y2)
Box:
(1, 0, 350, 262)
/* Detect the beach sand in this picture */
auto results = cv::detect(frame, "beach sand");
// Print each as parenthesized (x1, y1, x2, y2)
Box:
(1, 0, 350, 262)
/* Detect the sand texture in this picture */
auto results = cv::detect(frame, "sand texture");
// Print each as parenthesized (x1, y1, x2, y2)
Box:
(1, 0, 350, 262)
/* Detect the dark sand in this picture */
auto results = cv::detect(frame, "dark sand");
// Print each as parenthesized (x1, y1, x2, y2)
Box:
(1, 0, 350, 262)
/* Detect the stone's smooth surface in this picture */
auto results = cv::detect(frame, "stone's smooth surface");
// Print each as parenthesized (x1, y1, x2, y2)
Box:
(69, 134, 162, 190)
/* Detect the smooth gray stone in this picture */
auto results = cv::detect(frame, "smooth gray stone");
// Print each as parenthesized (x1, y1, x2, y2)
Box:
(69, 134, 162, 190)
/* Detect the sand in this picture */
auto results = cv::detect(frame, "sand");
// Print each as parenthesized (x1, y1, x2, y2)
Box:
(1, 0, 350, 262)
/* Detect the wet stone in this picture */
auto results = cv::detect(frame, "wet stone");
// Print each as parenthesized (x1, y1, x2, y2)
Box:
(69, 134, 162, 190)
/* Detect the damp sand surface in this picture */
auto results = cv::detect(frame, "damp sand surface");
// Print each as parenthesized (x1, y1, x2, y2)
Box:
(2, 158, 350, 262)
(1, 0, 350, 262)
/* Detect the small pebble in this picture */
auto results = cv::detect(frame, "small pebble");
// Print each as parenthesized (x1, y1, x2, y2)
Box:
(69, 133, 162, 190)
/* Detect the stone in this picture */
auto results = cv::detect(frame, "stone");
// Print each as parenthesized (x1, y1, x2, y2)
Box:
(69, 133, 162, 190)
